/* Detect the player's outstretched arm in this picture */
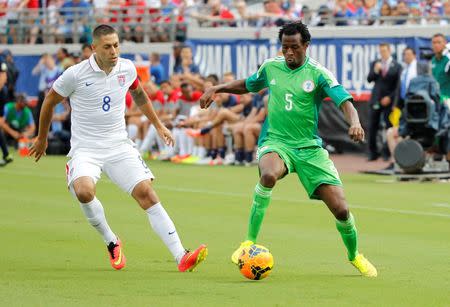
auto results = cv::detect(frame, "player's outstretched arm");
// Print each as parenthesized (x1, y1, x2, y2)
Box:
(130, 83, 174, 147)
(340, 100, 365, 143)
(29, 88, 65, 162)
(200, 79, 249, 109)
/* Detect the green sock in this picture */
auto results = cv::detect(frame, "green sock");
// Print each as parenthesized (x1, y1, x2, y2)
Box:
(246, 183, 272, 242)
(335, 212, 359, 261)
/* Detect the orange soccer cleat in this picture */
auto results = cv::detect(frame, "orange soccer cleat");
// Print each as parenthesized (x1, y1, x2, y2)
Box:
(177, 244, 208, 272)
(107, 238, 126, 270)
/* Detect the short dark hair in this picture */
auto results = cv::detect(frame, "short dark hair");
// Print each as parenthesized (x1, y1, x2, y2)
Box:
(60, 47, 69, 56)
(151, 52, 160, 61)
(93, 24, 117, 41)
(206, 74, 219, 83)
(82, 43, 92, 51)
(160, 80, 170, 86)
(180, 82, 191, 89)
(379, 42, 390, 49)
(432, 33, 447, 41)
(278, 21, 311, 43)
(403, 46, 416, 55)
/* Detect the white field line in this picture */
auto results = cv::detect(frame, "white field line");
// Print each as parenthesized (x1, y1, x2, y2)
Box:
(2, 169, 450, 219)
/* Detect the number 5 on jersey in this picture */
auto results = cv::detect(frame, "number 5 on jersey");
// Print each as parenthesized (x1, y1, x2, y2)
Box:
(102, 96, 111, 112)
(285, 93, 293, 111)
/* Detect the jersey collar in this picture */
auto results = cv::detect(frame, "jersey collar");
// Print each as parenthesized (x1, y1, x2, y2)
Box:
(284, 56, 309, 73)
(89, 54, 121, 75)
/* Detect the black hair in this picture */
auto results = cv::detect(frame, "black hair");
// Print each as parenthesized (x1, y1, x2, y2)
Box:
(93, 24, 117, 41)
(403, 46, 416, 55)
(206, 74, 219, 83)
(60, 47, 69, 56)
(278, 20, 311, 43)
(82, 43, 92, 51)
(180, 82, 191, 88)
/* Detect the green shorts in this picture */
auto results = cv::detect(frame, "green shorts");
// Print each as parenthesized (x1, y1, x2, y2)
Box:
(256, 141, 342, 200)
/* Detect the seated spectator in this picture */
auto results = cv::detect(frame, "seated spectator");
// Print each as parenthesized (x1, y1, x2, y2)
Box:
(58, 0, 92, 43)
(191, 0, 235, 27)
(32, 53, 63, 130)
(408, 2, 426, 25)
(424, 0, 444, 24)
(56, 47, 75, 71)
(0, 93, 35, 145)
(334, 0, 353, 26)
(234, 0, 259, 27)
(81, 43, 93, 60)
(379, 2, 394, 25)
(173, 45, 200, 75)
(150, 52, 166, 85)
(258, 0, 286, 27)
(49, 100, 71, 146)
(350, 0, 367, 25)
(231, 91, 267, 165)
(394, 1, 409, 25)
(364, 0, 379, 25)
(440, 1, 450, 25)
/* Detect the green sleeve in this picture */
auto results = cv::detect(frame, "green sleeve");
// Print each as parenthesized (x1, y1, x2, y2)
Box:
(318, 74, 353, 107)
(245, 64, 268, 93)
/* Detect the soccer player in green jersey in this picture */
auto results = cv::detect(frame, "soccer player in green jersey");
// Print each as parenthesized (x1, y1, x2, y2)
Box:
(200, 21, 377, 277)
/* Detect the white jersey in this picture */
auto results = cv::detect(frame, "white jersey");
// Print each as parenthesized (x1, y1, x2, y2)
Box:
(53, 55, 137, 156)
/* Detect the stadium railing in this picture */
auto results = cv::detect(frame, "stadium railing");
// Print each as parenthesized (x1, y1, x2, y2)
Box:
(2, 5, 449, 44)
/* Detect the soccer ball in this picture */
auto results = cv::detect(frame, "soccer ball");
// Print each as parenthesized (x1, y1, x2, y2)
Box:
(238, 244, 274, 280)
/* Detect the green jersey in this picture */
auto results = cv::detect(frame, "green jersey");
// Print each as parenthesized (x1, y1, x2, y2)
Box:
(431, 53, 450, 101)
(246, 56, 352, 148)
(4, 102, 34, 131)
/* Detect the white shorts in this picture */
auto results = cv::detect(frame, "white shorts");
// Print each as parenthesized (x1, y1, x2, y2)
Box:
(65, 142, 154, 194)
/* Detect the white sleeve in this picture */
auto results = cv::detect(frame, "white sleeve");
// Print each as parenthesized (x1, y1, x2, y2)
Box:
(52, 66, 76, 98)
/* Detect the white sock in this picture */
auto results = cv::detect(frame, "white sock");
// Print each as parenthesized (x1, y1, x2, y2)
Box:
(140, 125, 157, 153)
(198, 146, 206, 158)
(80, 197, 117, 244)
(127, 124, 138, 140)
(156, 134, 166, 152)
(178, 129, 188, 156)
(192, 145, 199, 157)
(146, 203, 186, 263)
(187, 135, 195, 155)
(172, 128, 181, 155)
(135, 138, 142, 149)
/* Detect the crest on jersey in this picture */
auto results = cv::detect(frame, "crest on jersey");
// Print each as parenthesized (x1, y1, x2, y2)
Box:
(302, 80, 315, 93)
(117, 74, 126, 87)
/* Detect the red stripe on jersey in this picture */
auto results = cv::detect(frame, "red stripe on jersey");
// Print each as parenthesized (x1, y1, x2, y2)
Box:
(129, 77, 139, 90)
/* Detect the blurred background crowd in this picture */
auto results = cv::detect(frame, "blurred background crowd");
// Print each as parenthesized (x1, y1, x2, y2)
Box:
(0, 0, 449, 44)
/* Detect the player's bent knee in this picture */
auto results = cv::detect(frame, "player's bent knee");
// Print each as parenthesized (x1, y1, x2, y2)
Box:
(260, 172, 278, 188)
(132, 181, 160, 209)
(75, 189, 95, 204)
(334, 205, 349, 221)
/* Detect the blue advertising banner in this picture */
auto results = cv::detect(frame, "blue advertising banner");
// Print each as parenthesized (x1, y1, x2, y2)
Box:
(188, 37, 432, 99)
(11, 37, 434, 100)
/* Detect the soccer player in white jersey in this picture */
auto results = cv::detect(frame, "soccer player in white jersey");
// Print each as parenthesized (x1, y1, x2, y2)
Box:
(29, 25, 207, 272)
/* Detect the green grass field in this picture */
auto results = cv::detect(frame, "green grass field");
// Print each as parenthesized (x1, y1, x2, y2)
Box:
(1, 155, 450, 306)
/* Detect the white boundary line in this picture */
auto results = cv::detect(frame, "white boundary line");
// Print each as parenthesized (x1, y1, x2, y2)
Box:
(2, 169, 450, 219)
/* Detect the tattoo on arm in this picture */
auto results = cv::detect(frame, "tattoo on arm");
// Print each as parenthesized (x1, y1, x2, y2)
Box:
(130, 86, 148, 106)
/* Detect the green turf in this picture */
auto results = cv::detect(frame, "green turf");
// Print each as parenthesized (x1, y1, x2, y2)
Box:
(1, 155, 449, 306)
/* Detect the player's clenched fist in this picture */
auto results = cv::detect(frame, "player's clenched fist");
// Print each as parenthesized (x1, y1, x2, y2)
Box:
(156, 124, 175, 147)
(29, 137, 48, 162)
(348, 124, 365, 142)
